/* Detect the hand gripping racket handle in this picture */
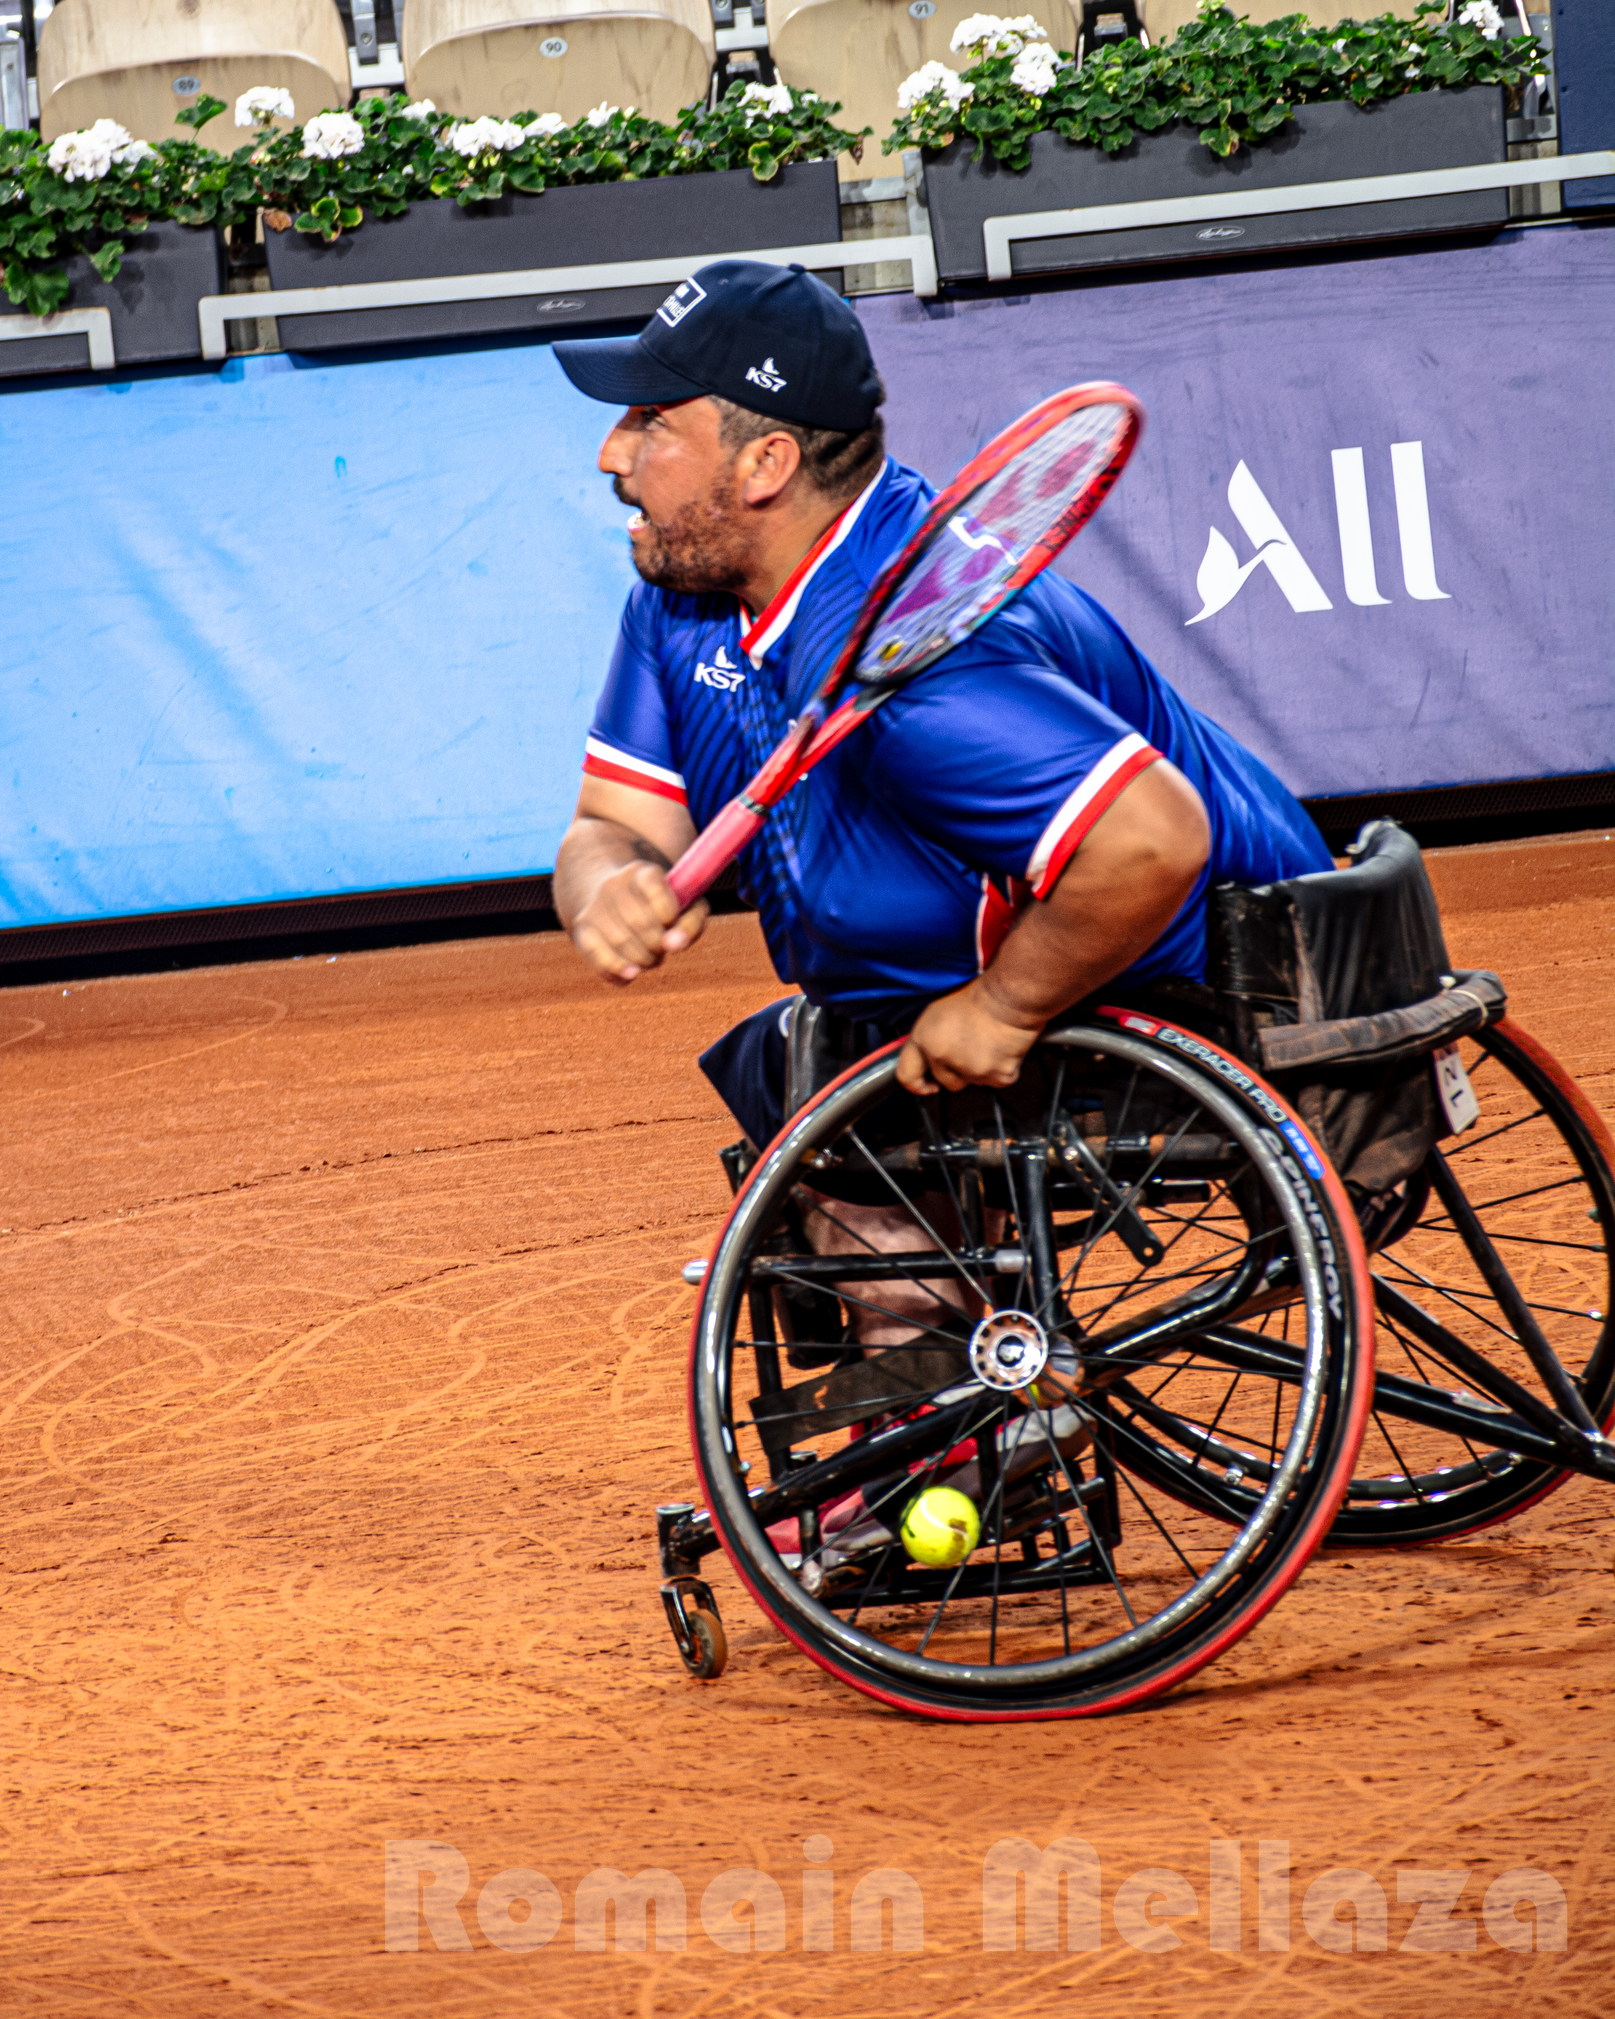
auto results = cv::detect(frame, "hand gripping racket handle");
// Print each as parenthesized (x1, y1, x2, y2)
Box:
(665, 796, 765, 911)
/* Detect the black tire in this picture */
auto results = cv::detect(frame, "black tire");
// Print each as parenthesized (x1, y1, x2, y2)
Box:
(1323, 1019, 1615, 1543)
(688, 1015, 1373, 1720)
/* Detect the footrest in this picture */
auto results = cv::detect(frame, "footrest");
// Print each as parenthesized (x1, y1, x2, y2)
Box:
(1257, 970, 1507, 1074)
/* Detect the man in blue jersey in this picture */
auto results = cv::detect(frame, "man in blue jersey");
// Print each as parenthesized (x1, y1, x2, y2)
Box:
(551, 260, 1330, 1146)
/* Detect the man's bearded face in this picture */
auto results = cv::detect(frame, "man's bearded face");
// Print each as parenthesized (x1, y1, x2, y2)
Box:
(612, 467, 752, 597)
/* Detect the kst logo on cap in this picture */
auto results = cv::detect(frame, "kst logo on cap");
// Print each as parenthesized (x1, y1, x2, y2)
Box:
(744, 356, 787, 393)
(657, 277, 707, 328)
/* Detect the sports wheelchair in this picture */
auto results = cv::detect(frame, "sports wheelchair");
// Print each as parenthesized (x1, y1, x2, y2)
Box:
(655, 822, 1615, 1718)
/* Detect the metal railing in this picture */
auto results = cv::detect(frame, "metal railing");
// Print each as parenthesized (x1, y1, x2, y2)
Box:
(193, 233, 940, 361)
(981, 149, 1615, 280)
(0, 305, 114, 368)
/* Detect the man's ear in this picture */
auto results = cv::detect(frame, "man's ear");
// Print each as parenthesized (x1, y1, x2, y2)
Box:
(736, 429, 804, 506)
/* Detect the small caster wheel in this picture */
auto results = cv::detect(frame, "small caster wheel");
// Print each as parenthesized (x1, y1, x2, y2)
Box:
(680, 1605, 728, 1680)
(661, 1574, 728, 1680)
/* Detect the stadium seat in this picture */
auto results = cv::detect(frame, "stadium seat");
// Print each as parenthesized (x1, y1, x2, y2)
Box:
(1143, 0, 1422, 40)
(770, 0, 1080, 155)
(403, 0, 716, 129)
(36, 0, 350, 151)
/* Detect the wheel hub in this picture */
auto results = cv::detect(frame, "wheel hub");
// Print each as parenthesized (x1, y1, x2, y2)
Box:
(969, 1309, 1050, 1391)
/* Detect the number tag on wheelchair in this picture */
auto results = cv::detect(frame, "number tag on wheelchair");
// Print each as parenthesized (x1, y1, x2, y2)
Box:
(1433, 1043, 1480, 1134)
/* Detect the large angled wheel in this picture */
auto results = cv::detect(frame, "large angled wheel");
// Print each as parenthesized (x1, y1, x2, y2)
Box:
(1319, 1018, 1615, 1543)
(685, 1017, 1374, 1720)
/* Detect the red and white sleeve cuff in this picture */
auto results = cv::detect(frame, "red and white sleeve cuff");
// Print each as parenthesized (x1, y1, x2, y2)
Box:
(582, 735, 688, 806)
(1025, 734, 1162, 899)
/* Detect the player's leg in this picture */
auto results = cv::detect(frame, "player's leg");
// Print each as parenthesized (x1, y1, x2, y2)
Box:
(700, 997, 977, 1352)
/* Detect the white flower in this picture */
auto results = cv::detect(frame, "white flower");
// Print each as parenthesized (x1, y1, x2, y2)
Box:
(236, 86, 296, 128)
(951, 12, 1047, 57)
(46, 120, 149, 181)
(739, 81, 796, 121)
(302, 110, 366, 159)
(1458, 0, 1504, 35)
(89, 119, 153, 165)
(524, 111, 569, 136)
(399, 98, 437, 121)
(897, 60, 974, 113)
(446, 115, 528, 156)
(1009, 42, 1062, 96)
(584, 101, 619, 128)
(48, 128, 112, 180)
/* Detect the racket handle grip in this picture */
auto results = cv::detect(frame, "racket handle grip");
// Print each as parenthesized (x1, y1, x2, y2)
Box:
(666, 798, 765, 911)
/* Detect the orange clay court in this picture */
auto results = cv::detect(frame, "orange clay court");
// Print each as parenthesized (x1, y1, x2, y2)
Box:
(1, 826, 1612, 2018)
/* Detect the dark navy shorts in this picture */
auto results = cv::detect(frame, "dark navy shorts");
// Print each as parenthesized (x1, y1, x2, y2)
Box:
(698, 998, 905, 1150)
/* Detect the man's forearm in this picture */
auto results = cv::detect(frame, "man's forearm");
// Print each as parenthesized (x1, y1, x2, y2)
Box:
(896, 762, 1211, 1094)
(553, 815, 670, 930)
(976, 844, 1193, 1030)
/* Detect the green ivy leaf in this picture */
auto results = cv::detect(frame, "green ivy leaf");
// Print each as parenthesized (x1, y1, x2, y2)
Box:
(174, 94, 227, 134)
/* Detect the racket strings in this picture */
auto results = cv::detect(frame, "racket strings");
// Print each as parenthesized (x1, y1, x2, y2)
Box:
(853, 402, 1131, 686)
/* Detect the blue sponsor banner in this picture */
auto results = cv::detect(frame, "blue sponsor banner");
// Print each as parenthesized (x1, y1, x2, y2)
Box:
(0, 222, 1609, 933)
(860, 222, 1615, 804)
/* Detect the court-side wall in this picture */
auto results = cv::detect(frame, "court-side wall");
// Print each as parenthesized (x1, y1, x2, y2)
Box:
(1, 222, 1609, 935)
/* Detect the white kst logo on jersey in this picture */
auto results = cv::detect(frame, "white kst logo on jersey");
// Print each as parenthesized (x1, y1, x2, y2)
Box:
(693, 645, 746, 692)
(657, 277, 706, 328)
(744, 356, 787, 393)
(1186, 441, 1451, 624)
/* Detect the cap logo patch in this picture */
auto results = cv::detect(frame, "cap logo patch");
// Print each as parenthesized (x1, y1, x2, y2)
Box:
(744, 355, 787, 393)
(657, 277, 707, 328)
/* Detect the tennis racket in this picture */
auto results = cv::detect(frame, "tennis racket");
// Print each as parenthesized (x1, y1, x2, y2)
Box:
(665, 381, 1144, 911)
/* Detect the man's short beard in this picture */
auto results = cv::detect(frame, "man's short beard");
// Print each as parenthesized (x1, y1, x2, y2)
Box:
(613, 473, 751, 595)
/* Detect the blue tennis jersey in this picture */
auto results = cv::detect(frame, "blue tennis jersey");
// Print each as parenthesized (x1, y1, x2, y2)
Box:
(585, 457, 1330, 1022)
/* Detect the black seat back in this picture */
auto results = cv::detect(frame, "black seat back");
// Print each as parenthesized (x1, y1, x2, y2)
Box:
(1205, 821, 1454, 1202)
(1208, 819, 1450, 1022)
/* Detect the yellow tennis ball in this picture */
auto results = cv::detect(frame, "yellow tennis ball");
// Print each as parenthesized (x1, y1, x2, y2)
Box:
(900, 1486, 981, 1568)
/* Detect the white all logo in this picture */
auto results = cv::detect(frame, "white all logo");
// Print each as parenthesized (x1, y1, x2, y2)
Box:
(1187, 441, 1450, 625)
(694, 645, 746, 691)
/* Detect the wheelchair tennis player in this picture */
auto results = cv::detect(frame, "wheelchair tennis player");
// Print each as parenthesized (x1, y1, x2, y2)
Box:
(551, 259, 1330, 1185)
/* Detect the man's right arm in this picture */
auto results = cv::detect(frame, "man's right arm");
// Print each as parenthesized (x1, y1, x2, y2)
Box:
(553, 776, 708, 983)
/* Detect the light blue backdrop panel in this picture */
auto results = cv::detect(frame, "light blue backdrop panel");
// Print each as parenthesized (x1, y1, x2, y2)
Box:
(0, 346, 635, 931)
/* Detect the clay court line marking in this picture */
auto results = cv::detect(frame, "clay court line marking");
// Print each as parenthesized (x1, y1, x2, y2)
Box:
(110, 1884, 365, 2018)
(0, 1336, 122, 1432)
(0, 1109, 722, 1246)
(186, 1224, 708, 1421)
(39, 995, 288, 1092)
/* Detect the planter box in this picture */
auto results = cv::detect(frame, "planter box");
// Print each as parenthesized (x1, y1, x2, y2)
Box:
(263, 161, 843, 352)
(0, 221, 224, 379)
(923, 87, 1506, 286)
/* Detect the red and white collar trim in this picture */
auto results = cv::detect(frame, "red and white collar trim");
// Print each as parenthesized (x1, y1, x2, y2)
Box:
(738, 461, 887, 669)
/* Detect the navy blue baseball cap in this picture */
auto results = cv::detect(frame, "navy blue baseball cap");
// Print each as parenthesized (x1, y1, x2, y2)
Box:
(553, 259, 883, 432)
